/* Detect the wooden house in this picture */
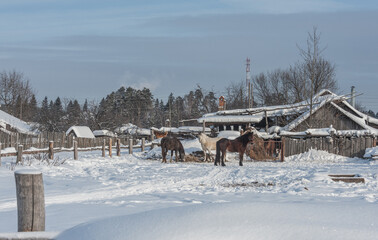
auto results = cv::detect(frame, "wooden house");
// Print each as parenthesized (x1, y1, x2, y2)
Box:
(197, 90, 378, 136)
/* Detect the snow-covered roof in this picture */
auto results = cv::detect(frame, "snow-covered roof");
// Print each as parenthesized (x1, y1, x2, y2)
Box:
(198, 89, 335, 124)
(280, 127, 376, 137)
(66, 126, 95, 138)
(93, 130, 116, 137)
(171, 126, 211, 134)
(152, 126, 211, 134)
(115, 123, 151, 136)
(0, 109, 36, 135)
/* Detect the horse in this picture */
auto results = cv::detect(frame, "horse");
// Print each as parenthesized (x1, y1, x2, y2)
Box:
(215, 131, 254, 166)
(198, 133, 222, 162)
(161, 136, 185, 163)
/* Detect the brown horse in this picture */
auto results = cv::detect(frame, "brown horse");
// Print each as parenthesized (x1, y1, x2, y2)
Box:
(215, 131, 254, 166)
(161, 136, 185, 163)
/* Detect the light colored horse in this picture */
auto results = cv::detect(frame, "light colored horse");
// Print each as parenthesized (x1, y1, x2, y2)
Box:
(198, 133, 222, 161)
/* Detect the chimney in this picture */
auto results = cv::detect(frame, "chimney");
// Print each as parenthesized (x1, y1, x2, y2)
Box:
(351, 86, 356, 108)
(219, 96, 225, 111)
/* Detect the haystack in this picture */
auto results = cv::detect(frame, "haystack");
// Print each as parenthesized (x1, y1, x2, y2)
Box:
(246, 134, 275, 161)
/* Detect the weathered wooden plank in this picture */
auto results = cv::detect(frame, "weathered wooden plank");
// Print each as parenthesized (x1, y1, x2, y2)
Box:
(331, 178, 365, 184)
(48, 141, 54, 160)
(16, 145, 23, 165)
(74, 141, 78, 160)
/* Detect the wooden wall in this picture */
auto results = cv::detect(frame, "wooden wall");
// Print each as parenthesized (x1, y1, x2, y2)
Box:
(283, 136, 377, 158)
(293, 102, 365, 132)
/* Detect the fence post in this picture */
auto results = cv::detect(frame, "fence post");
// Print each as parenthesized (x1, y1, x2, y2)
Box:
(102, 139, 106, 157)
(141, 138, 145, 152)
(48, 141, 54, 160)
(16, 145, 23, 164)
(0, 143, 2, 167)
(74, 141, 78, 160)
(151, 130, 155, 142)
(116, 139, 121, 156)
(15, 170, 45, 232)
(280, 138, 285, 162)
(109, 139, 112, 157)
(129, 138, 133, 154)
(61, 132, 65, 149)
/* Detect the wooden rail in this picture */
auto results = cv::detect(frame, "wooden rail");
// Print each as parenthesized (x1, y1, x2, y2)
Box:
(0, 138, 154, 164)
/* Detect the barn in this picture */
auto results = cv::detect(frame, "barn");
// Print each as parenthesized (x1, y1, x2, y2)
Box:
(198, 89, 378, 135)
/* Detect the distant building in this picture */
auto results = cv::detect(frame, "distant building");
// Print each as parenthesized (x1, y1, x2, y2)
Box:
(66, 126, 95, 138)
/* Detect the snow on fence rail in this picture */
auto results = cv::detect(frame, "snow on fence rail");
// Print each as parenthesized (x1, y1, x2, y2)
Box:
(283, 135, 377, 158)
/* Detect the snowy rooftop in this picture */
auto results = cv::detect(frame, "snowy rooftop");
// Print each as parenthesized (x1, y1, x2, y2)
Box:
(93, 130, 116, 137)
(0, 109, 36, 135)
(66, 126, 95, 138)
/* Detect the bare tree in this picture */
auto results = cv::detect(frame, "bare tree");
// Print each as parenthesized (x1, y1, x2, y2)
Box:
(224, 81, 248, 110)
(295, 27, 337, 126)
(254, 69, 291, 106)
(0, 70, 35, 119)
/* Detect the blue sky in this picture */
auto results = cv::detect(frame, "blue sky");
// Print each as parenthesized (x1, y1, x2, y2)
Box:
(1, 0, 378, 111)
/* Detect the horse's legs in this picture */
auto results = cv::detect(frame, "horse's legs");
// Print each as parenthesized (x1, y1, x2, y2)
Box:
(239, 151, 244, 166)
(170, 150, 174, 163)
(221, 150, 226, 166)
(162, 148, 167, 163)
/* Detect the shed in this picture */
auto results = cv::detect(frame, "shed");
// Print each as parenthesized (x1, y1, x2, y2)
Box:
(66, 126, 95, 138)
(198, 89, 378, 135)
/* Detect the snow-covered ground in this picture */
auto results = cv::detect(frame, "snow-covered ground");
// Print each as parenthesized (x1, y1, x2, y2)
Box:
(0, 139, 377, 239)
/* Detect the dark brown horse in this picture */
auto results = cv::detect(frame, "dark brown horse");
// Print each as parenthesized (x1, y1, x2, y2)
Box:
(215, 131, 254, 166)
(161, 136, 185, 163)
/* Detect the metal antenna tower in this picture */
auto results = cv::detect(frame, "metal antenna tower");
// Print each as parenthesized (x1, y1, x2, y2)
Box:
(246, 58, 253, 108)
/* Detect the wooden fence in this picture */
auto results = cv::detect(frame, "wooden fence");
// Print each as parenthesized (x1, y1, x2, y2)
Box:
(0, 131, 144, 150)
(283, 136, 377, 158)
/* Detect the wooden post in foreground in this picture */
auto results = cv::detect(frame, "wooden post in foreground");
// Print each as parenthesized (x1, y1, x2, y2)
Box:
(48, 141, 54, 160)
(116, 139, 121, 156)
(102, 139, 106, 157)
(281, 137, 285, 162)
(0, 143, 1, 166)
(16, 145, 23, 165)
(15, 170, 45, 232)
(74, 141, 78, 160)
(108, 139, 112, 157)
(141, 138, 145, 152)
(129, 138, 133, 154)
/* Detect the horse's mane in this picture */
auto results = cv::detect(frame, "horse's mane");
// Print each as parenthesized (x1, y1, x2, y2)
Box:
(236, 131, 253, 145)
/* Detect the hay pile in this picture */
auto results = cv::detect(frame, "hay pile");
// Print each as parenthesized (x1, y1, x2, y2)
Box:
(184, 154, 201, 162)
(246, 135, 274, 161)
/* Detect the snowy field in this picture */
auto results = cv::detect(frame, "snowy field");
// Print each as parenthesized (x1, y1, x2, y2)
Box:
(0, 139, 377, 239)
